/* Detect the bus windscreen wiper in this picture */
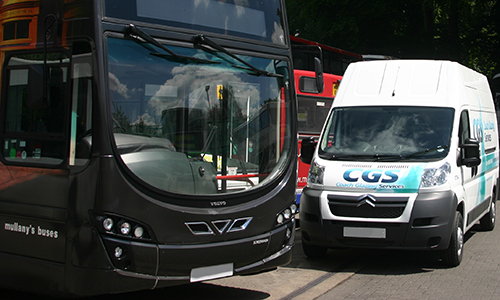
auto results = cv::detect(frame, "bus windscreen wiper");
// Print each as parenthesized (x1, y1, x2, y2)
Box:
(193, 34, 283, 78)
(126, 24, 220, 64)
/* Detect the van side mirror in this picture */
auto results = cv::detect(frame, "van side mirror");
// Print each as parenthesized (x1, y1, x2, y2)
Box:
(314, 57, 324, 94)
(459, 138, 481, 167)
(300, 137, 317, 164)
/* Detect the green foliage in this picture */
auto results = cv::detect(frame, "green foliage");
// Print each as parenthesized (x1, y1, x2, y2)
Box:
(286, 0, 500, 77)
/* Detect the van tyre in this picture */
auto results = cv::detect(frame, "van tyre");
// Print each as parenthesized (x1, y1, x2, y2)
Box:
(442, 211, 464, 267)
(480, 198, 496, 231)
(302, 237, 327, 258)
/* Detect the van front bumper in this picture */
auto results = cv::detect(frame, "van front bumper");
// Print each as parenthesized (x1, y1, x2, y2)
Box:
(300, 188, 457, 250)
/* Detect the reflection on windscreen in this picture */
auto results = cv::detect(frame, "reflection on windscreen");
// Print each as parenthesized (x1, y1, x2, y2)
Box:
(319, 106, 454, 160)
(107, 37, 290, 195)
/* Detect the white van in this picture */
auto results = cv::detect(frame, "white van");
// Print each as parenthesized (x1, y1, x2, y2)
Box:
(299, 60, 499, 266)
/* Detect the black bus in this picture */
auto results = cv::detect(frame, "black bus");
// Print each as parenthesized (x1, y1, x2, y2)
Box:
(0, 0, 297, 296)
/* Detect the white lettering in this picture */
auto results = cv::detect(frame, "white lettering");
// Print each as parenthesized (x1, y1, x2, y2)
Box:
(37, 226, 58, 238)
(378, 184, 405, 189)
(298, 177, 308, 183)
(253, 238, 269, 245)
(3, 221, 59, 239)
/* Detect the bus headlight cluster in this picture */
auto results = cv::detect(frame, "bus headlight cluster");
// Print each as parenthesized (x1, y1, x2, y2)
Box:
(276, 203, 298, 225)
(97, 214, 152, 240)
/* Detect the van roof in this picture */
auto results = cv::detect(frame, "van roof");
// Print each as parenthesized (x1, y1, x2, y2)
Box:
(335, 60, 493, 110)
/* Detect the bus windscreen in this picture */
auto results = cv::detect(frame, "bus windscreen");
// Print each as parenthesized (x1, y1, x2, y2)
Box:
(104, 0, 286, 45)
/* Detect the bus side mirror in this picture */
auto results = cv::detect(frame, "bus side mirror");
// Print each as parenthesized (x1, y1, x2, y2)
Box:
(300, 136, 317, 164)
(27, 65, 45, 109)
(459, 138, 481, 167)
(314, 57, 324, 94)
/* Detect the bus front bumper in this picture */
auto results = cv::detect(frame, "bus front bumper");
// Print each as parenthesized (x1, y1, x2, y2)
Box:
(99, 220, 295, 287)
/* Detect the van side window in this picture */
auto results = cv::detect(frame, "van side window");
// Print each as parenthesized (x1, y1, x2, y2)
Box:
(459, 110, 470, 145)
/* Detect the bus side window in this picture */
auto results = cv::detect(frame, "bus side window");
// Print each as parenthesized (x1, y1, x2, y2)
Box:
(70, 41, 93, 167)
(2, 51, 69, 166)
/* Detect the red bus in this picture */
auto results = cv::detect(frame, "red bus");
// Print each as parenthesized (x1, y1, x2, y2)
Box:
(291, 36, 362, 204)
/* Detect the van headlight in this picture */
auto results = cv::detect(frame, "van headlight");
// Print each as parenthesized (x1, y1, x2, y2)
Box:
(308, 159, 325, 185)
(421, 162, 451, 187)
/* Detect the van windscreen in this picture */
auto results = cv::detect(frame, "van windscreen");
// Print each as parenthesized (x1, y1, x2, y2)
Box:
(318, 106, 454, 161)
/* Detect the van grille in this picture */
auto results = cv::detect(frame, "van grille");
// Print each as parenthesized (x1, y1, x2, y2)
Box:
(327, 194, 408, 218)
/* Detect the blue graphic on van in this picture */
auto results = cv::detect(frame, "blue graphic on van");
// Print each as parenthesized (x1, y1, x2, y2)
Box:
(343, 169, 399, 183)
(340, 165, 426, 193)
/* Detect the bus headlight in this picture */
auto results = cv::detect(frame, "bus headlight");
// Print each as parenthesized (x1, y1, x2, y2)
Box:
(277, 214, 284, 224)
(94, 213, 153, 241)
(134, 226, 144, 238)
(421, 162, 451, 187)
(103, 218, 114, 231)
(276, 203, 298, 225)
(283, 208, 292, 220)
(119, 222, 131, 235)
(308, 159, 325, 185)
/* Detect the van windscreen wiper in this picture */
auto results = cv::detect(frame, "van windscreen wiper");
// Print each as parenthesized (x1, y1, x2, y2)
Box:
(193, 34, 283, 78)
(319, 153, 395, 161)
(126, 24, 220, 64)
(402, 145, 449, 159)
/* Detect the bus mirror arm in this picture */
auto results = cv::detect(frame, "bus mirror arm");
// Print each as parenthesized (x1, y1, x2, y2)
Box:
(300, 137, 317, 164)
(314, 57, 324, 93)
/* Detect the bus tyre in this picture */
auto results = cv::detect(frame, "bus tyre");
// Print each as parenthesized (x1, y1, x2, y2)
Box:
(302, 237, 327, 259)
(442, 211, 463, 267)
(480, 198, 496, 231)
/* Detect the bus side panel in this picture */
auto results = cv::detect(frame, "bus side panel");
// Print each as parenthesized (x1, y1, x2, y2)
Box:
(0, 166, 68, 262)
(0, 252, 65, 295)
(0, 214, 66, 262)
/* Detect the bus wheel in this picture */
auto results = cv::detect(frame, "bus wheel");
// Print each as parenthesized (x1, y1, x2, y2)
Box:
(480, 198, 496, 231)
(302, 237, 327, 259)
(442, 211, 463, 267)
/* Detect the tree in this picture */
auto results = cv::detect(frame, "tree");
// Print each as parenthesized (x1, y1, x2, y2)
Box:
(286, 0, 500, 77)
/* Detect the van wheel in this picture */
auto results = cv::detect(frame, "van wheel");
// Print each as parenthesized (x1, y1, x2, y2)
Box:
(302, 237, 327, 259)
(442, 211, 463, 267)
(480, 198, 496, 231)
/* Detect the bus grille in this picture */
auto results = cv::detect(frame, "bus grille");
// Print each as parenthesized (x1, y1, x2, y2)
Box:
(327, 194, 408, 218)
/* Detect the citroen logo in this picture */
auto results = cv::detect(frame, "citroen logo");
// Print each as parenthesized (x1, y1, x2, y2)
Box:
(357, 194, 376, 207)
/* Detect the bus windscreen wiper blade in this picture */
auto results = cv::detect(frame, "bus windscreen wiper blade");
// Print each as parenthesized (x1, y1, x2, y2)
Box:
(193, 34, 283, 78)
(127, 24, 219, 64)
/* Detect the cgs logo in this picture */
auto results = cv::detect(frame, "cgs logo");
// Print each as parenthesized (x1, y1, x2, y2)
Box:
(343, 168, 400, 183)
(472, 119, 484, 142)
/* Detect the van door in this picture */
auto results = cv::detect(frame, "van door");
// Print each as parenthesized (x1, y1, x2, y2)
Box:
(459, 109, 482, 227)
